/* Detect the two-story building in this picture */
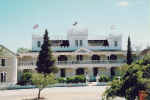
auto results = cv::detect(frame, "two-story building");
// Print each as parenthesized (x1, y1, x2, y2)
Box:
(0, 45, 17, 84)
(18, 24, 135, 81)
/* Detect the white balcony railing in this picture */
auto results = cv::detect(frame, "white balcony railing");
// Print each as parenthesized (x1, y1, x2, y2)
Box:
(56, 60, 126, 65)
(18, 60, 126, 67)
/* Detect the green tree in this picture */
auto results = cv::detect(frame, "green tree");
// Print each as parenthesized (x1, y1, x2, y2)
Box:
(127, 36, 133, 65)
(36, 29, 58, 74)
(103, 56, 150, 100)
(32, 73, 57, 99)
(17, 48, 31, 53)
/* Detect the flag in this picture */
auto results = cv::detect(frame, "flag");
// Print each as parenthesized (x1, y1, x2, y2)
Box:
(33, 24, 39, 29)
(73, 21, 78, 26)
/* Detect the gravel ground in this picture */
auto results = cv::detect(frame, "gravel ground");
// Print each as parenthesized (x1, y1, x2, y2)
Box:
(0, 86, 124, 100)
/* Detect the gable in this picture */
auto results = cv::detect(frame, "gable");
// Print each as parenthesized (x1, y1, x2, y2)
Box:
(0, 45, 16, 57)
(75, 48, 92, 53)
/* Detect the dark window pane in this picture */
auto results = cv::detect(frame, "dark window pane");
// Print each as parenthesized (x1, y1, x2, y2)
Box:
(1, 73, 3, 82)
(37, 41, 41, 47)
(1, 59, 5, 66)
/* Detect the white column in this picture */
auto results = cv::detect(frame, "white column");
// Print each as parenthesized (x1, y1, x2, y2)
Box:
(11, 57, 17, 84)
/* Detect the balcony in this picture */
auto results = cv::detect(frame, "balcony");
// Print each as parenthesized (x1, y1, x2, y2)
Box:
(18, 60, 126, 69)
(56, 60, 126, 65)
(18, 62, 36, 69)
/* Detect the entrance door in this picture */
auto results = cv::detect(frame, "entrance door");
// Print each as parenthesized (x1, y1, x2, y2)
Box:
(60, 68, 66, 77)
(93, 68, 98, 77)
(111, 67, 115, 77)
(76, 68, 84, 75)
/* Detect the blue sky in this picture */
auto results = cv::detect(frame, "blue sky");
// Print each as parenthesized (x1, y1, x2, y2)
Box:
(0, 0, 149, 52)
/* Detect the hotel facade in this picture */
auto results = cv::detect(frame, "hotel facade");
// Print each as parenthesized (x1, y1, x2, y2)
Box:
(0, 25, 137, 84)
(17, 25, 137, 82)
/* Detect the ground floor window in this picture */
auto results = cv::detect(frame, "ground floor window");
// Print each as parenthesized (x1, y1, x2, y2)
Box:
(1, 72, 6, 82)
(60, 68, 66, 77)
(76, 68, 84, 75)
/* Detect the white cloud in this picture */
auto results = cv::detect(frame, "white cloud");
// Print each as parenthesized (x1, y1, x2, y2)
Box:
(117, 1, 129, 7)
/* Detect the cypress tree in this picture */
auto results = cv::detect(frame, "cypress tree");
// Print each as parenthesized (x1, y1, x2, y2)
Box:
(36, 29, 58, 74)
(127, 36, 133, 65)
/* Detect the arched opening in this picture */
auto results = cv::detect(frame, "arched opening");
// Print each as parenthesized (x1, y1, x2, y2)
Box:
(110, 55, 117, 60)
(76, 68, 85, 75)
(58, 55, 68, 61)
(91, 55, 100, 60)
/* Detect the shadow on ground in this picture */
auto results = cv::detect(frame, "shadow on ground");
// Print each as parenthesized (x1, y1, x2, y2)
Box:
(23, 97, 46, 100)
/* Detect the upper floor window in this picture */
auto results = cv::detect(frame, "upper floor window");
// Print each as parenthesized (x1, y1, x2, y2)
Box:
(75, 40, 78, 47)
(92, 55, 100, 60)
(58, 55, 68, 61)
(77, 55, 83, 61)
(1, 72, 6, 82)
(114, 41, 118, 47)
(110, 55, 117, 60)
(1, 59, 5, 66)
(80, 40, 83, 47)
(37, 41, 41, 47)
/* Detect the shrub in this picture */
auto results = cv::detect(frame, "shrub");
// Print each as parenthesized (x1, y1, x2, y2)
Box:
(66, 77, 74, 83)
(66, 75, 86, 83)
(18, 72, 32, 85)
(74, 75, 86, 83)
(99, 75, 110, 82)
(112, 76, 121, 81)
(57, 77, 66, 83)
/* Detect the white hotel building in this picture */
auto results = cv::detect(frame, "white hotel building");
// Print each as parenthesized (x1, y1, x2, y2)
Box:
(17, 24, 137, 82)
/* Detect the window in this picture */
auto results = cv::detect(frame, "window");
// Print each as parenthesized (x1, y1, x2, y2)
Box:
(76, 68, 84, 75)
(1, 72, 6, 82)
(80, 40, 83, 47)
(58, 55, 68, 61)
(77, 55, 83, 61)
(75, 40, 78, 47)
(37, 41, 41, 47)
(110, 55, 117, 60)
(91, 55, 100, 60)
(1, 59, 5, 66)
(114, 41, 118, 47)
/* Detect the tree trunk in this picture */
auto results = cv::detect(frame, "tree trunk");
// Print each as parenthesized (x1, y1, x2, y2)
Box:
(38, 88, 41, 100)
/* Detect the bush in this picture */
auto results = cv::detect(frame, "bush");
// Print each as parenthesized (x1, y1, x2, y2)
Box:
(57, 77, 66, 83)
(66, 77, 74, 83)
(18, 72, 32, 85)
(99, 75, 110, 82)
(112, 76, 121, 81)
(74, 75, 86, 83)
(66, 75, 86, 83)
